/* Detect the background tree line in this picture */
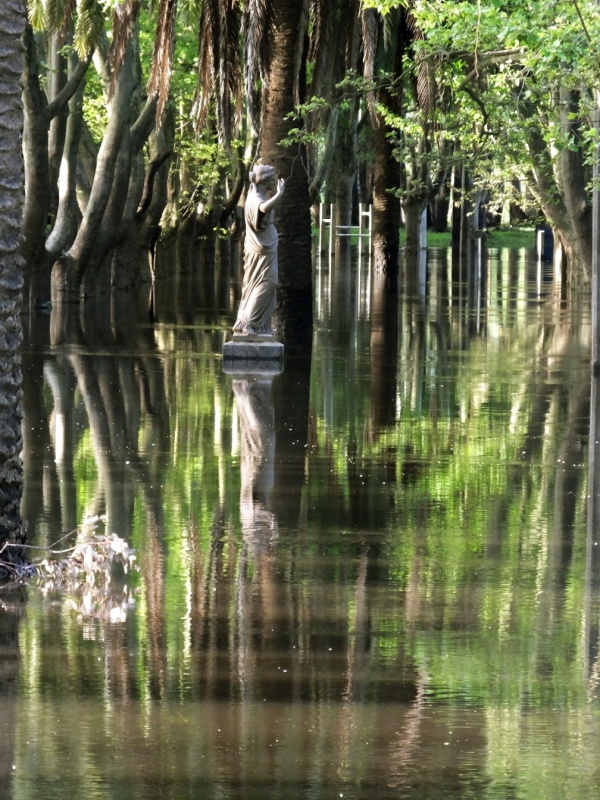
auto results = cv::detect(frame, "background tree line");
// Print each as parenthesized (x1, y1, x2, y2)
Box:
(18, 0, 600, 323)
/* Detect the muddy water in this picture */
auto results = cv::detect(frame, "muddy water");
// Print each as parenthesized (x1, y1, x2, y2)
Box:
(3, 245, 600, 799)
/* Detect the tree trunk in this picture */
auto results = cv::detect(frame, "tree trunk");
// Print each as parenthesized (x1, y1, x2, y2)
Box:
(403, 195, 427, 257)
(331, 101, 359, 240)
(45, 58, 85, 262)
(53, 44, 139, 301)
(430, 179, 449, 232)
(372, 118, 401, 275)
(21, 24, 51, 270)
(0, 0, 27, 568)
(21, 24, 91, 307)
(260, 0, 313, 348)
(558, 88, 592, 282)
(523, 96, 591, 284)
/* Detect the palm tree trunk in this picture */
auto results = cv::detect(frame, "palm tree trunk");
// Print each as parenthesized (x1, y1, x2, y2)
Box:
(260, 0, 313, 348)
(0, 0, 27, 568)
(372, 119, 401, 276)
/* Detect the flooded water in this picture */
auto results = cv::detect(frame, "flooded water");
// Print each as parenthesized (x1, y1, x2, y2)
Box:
(4, 243, 600, 799)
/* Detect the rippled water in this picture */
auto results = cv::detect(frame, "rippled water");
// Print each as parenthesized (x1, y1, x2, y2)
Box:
(3, 243, 600, 799)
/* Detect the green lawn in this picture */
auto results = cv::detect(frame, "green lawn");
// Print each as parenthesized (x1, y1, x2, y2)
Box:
(397, 227, 536, 249)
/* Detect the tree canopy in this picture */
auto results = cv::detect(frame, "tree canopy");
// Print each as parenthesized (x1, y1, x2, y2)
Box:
(17, 0, 600, 305)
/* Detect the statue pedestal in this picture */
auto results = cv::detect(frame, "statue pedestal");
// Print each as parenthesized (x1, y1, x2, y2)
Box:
(223, 337, 284, 373)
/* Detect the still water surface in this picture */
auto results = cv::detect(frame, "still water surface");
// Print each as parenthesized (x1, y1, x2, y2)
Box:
(3, 245, 600, 799)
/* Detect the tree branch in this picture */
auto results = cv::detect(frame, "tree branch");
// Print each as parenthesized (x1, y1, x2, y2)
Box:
(47, 52, 93, 120)
(136, 151, 172, 219)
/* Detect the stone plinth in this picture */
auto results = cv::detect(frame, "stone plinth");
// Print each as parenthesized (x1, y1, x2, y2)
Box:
(223, 338, 284, 371)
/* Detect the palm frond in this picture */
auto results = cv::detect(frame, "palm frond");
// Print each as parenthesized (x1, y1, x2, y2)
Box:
(108, 0, 141, 97)
(406, 7, 435, 115)
(28, 0, 47, 31)
(73, 0, 105, 57)
(41, 0, 77, 43)
(178, 0, 203, 27)
(243, 0, 270, 135)
(219, 0, 243, 143)
(147, 0, 179, 126)
(46, 0, 73, 31)
(195, 0, 217, 133)
(292, 0, 310, 107)
(308, 0, 330, 98)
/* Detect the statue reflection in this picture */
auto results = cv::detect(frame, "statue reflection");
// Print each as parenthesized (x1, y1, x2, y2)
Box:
(232, 371, 280, 655)
(232, 373, 278, 548)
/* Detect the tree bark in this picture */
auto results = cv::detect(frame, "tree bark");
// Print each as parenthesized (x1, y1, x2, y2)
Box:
(403, 195, 427, 257)
(45, 57, 85, 262)
(0, 0, 27, 568)
(558, 88, 592, 281)
(21, 24, 91, 306)
(372, 116, 401, 275)
(60, 44, 137, 278)
(523, 96, 591, 284)
(21, 24, 52, 269)
(259, 0, 313, 348)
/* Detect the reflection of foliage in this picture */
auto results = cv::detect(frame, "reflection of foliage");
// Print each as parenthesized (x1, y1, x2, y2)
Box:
(73, 429, 99, 522)
(16, 252, 599, 796)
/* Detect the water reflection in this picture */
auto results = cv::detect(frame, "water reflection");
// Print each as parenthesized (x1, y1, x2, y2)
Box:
(233, 373, 277, 545)
(12, 242, 600, 798)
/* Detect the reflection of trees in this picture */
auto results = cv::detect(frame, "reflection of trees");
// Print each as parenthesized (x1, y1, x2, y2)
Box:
(309, 246, 594, 698)
(0, 595, 23, 796)
(15, 252, 600, 797)
(22, 304, 169, 541)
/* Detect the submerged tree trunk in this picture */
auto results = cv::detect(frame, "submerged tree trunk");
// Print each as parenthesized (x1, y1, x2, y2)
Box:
(0, 0, 27, 569)
(403, 196, 427, 258)
(557, 88, 592, 280)
(372, 117, 401, 276)
(51, 33, 164, 303)
(260, 0, 313, 348)
(54, 44, 138, 300)
(523, 94, 592, 284)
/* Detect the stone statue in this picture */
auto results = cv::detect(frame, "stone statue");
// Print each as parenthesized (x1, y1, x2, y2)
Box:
(233, 164, 285, 337)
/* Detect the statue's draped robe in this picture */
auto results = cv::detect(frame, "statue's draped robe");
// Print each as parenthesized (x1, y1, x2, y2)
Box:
(233, 188, 278, 335)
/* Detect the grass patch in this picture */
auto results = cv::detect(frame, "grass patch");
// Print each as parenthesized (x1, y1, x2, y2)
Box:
(399, 229, 451, 247)
(397, 226, 536, 249)
(486, 227, 535, 248)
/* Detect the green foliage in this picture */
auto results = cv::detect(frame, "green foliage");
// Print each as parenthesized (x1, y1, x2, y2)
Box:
(82, 67, 107, 143)
(360, 0, 406, 16)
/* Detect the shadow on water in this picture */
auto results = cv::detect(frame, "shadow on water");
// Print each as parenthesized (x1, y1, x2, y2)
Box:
(11, 240, 600, 799)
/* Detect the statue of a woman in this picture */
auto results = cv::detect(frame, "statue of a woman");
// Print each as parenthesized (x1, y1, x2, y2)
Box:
(233, 164, 285, 337)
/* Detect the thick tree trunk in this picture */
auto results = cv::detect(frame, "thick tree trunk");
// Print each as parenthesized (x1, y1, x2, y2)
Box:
(47, 35, 69, 205)
(21, 24, 51, 269)
(22, 25, 91, 308)
(52, 39, 162, 302)
(331, 101, 359, 239)
(558, 88, 592, 281)
(372, 119, 401, 276)
(403, 195, 427, 257)
(45, 61, 85, 262)
(0, 0, 27, 568)
(259, 0, 313, 348)
(53, 44, 138, 301)
(430, 180, 449, 232)
(524, 97, 591, 284)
